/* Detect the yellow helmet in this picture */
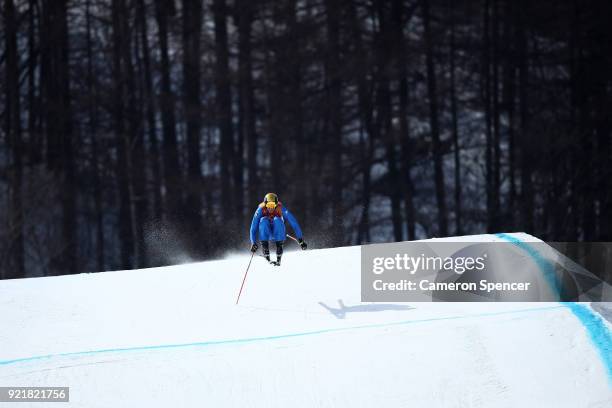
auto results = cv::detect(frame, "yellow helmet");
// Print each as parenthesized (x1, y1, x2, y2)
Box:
(264, 193, 278, 209)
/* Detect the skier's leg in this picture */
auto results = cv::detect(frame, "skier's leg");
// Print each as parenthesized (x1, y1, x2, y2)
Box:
(272, 217, 285, 264)
(259, 217, 271, 241)
(259, 218, 271, 261)
(275, 241, 283, 265)
(272, 217, 286, 242)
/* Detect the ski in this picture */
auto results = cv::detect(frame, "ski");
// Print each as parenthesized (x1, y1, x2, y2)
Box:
(258, 254, 281, 266)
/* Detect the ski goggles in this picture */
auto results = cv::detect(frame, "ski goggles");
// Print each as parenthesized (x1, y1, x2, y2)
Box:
(265, 202, 277, 209)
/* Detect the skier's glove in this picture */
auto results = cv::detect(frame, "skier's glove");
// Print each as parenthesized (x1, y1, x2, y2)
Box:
(250, 243, 258, 253)
(298, 238, 307, 250)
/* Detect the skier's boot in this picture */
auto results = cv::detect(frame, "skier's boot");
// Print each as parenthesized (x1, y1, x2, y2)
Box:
(262, 241, 270, 263)
(275, 241, 284, 266)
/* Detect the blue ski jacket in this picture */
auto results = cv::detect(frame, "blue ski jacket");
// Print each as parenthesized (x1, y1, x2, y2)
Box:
(250, 202, 303, 244)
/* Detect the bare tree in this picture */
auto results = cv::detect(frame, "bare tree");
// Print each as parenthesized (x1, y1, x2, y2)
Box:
(422, 0, 448, 237)
(213, 0, 235, 223)
(183, 0, 204, 234)
(40, 0, 77, 274)
(4, 0, 24, 278)
(154, 0, 181, 217)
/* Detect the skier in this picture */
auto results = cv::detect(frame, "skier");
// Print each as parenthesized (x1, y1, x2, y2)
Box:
(249, 193, 307, 265)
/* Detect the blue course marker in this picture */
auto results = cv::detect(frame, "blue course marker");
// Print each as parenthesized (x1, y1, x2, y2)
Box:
(496, 233, 612, 383)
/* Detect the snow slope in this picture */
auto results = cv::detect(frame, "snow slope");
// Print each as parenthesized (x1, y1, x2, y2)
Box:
(0, 233, 610, 407)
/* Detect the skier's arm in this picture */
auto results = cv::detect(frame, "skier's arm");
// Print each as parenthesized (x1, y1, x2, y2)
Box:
(250, 207, 263, 244)
(282, 207, 303, 239)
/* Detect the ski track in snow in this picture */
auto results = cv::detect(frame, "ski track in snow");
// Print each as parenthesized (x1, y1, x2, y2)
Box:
(0, 304, 565, 368)
(0, 232, 611, 408)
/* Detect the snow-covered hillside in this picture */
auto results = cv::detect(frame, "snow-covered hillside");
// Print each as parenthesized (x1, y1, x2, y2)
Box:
(1, 233, 610, 407)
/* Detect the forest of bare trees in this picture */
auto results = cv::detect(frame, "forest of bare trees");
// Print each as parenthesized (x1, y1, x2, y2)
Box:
(1, 0, 611, 277)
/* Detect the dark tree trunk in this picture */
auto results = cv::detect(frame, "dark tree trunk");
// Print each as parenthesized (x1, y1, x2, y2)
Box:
(566, 1, 579, 241)
(231, 0, 244, 232)
(349, 0, 374, 244)
(392, 0, 417, 241)
(377, 2, 403, 242)
(492, 0, 501, 231)
(137, 0, 163, 222)
(267, 1, 293, 196)
(517, 0, 534, 233)
(183, 0, 204, 238)
(236, 0, 258, 212)
(325, 0, 344, 237)
(504, 0, 516, 227)
(267, 40, 283, 194)
(592, 4, 612, 240)
(287, 2, 307, 226)
(4, 0, 25, 278)
(154, 0, 181, 218)
(41, 0, 77, 274)
(122, 3, 146, 268)
(482, 0, 494, 232)
(27, 0, 41, 163)
(449, 0, 462, 236)
(111, 0, 136, 268)
(422, 0, 448, 237)
(85, 0, 105, 271)
(213, 0, 234, 222)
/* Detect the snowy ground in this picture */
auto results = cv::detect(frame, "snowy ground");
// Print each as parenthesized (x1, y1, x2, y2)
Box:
(0, 233, 611, 407)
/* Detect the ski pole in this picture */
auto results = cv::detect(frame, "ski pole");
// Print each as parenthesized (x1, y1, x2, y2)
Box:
(235, 251, 255, 305)
(286, 234, 299, 243)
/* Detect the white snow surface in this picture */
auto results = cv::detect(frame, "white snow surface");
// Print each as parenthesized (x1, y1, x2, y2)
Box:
(1, 233, 611, 407)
